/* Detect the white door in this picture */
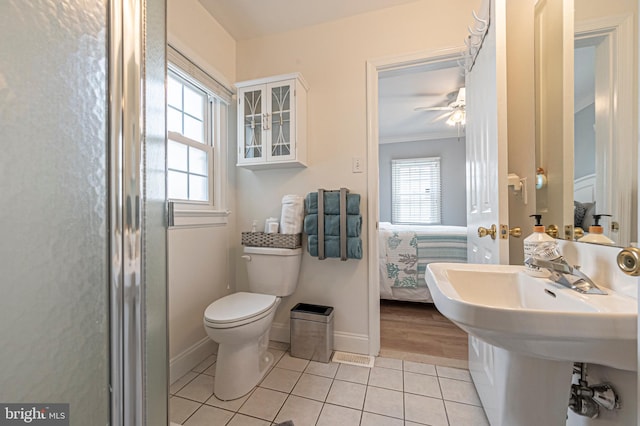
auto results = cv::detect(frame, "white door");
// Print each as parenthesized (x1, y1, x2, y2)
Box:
(534, 0, 575, 240)
(465, 0, 509, 266)
(464, 2, 512, 423)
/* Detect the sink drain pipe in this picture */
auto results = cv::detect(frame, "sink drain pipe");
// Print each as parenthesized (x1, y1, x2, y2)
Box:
(569, 362, 620, 418)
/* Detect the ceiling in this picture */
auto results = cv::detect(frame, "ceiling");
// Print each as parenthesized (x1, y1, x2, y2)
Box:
(197, 1, 591, 145)
(198, 0, 466, 143)
(198, 0, 422, 40)
(379, 61, 466, 144)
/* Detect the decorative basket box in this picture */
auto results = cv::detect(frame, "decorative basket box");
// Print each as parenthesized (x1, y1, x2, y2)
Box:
(241, 232, 302, 249)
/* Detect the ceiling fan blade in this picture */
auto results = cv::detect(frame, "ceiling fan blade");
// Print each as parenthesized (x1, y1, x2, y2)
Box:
(430, 111, 452, 123)
(414, 106, 453, 111)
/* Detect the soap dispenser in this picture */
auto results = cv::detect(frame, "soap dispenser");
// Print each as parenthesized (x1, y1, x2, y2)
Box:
(524, 214, 555, 276)
(578, 214, 615, 245)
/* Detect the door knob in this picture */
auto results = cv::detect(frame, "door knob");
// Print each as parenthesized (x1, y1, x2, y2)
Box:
(573, 227, 585, 240)
(509, 227, 522, 238)
(617, 247, 640, 276)
(478, 224, 497, 240)
(546, 224, 559, 238)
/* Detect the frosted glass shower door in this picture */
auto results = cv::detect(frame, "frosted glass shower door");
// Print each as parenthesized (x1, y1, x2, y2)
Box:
(0, 2, 111, 423)
(0, 1, 168, 424)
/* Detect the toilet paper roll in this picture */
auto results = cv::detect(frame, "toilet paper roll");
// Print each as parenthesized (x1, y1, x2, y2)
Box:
(268, 222, 279, 233)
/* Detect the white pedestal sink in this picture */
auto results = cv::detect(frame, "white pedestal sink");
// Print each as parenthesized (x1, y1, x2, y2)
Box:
(425, 263, 637, 426)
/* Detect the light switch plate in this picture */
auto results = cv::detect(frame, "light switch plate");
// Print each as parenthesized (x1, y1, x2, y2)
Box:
(352, 157, 364, 173)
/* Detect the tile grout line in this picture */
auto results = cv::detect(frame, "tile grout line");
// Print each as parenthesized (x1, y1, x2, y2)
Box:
(172, 350, 486, 426)
(436, 372, 451, 426)
(402, 361, 407, 424)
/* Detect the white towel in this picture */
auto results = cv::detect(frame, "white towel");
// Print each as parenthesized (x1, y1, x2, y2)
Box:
(280, 194, 304, 234)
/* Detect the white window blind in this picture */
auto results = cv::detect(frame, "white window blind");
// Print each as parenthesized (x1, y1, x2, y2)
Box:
(391, 157, 441, 225)
(167, 59, 229, 207)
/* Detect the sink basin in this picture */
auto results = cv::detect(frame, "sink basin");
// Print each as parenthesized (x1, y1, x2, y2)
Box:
(425, 263, 637, 371)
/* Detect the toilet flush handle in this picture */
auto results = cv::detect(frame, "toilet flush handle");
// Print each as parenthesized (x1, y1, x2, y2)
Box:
(241, 255, 251, 262)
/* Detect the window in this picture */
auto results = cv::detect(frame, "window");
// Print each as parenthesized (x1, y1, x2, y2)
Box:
(391, 157, 441, 225)
(167, 72, 211, 202)
(167, 62, 229, 206)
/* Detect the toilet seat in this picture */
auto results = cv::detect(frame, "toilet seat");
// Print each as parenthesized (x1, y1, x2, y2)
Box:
(204, 292, 277, 329)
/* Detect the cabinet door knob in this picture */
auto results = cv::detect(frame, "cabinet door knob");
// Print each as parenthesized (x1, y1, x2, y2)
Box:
(478, 225, 497, 240)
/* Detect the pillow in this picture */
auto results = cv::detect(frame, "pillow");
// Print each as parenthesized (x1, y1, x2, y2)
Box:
(581, 202, 596, 229)
(574, 201, 587, 228)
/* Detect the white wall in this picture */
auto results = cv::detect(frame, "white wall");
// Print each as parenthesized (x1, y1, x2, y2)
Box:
(167, 0, 238, 381)
(234, 0, 481, 353)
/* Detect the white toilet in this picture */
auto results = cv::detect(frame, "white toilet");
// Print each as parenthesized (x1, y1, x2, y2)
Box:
(203, 246, 303, 400)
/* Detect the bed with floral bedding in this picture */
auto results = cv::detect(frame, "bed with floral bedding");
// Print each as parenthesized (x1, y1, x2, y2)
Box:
(378, 222, 468, 302)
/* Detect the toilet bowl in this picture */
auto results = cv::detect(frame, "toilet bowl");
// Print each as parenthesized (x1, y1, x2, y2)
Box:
(204, 292, 280, 400)
(203, 246, 302, 400)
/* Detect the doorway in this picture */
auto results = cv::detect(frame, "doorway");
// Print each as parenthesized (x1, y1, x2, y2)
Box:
(366, 48, 469, 362)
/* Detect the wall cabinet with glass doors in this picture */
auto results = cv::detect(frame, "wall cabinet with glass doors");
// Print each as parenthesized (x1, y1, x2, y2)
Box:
(235, 73, 308, 169)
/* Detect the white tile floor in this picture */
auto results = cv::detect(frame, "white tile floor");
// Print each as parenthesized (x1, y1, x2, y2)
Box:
(170, 346, 489, 426)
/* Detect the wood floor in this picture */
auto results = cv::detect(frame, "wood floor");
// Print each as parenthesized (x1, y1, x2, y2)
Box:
(380, 300, 469, 361)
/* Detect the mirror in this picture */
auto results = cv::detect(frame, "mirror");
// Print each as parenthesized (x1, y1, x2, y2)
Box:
(535, 0, 637, 247)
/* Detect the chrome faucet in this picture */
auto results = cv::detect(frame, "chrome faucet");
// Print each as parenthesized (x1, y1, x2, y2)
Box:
(524, 243, 607, 295)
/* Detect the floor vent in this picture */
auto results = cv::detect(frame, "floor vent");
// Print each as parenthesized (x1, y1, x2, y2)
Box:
(331, 351, 375, 368)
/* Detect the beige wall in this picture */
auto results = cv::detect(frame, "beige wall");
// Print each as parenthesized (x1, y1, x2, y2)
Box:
(167, 0, 238, 379)
(167, 0, 236, 84)
(575, 0, 637, 22)
(234, 0, 481, 352)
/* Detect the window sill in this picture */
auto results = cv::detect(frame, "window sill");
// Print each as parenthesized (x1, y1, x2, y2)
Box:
(169, 202, 230, 228)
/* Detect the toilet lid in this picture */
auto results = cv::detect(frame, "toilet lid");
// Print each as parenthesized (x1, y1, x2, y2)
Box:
(204, 292, 277, 325)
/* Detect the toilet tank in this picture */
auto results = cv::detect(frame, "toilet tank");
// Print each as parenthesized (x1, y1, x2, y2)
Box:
(243, 246, 303, 296)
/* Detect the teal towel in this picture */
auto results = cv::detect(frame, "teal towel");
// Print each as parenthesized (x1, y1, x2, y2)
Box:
(308, 235, 363, 259)
(305, 192, 360, 215)
(303, 214, 362, 237)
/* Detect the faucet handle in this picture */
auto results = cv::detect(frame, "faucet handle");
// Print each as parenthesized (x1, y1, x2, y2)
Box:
(532, 241, 562, 260)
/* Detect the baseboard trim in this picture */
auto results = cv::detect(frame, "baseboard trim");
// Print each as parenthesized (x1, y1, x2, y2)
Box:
(269, 322, 370, 355)
(170, 337, 217, 384)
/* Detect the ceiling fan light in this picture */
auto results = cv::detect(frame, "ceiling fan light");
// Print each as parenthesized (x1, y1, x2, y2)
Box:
(446, 108, 465, 126)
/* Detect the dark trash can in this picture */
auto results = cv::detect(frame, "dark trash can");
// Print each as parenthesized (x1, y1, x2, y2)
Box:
(290, 303, 334, 363)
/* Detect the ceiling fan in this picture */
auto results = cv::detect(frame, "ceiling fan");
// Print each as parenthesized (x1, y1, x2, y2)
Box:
(414, 87, 466, 126)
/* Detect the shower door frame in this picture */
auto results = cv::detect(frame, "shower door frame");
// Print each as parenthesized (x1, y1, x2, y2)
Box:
(109, 1, 168, 424)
